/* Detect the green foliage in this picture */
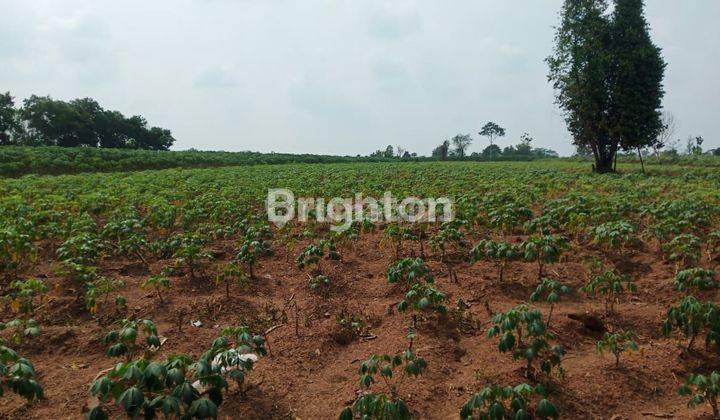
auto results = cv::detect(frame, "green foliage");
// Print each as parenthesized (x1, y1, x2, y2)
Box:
(214, 262, 247, 298)
(487, 202, 533, 235)
(56, 261, 98, 286)
(296, 238, 340, 272)
(478, 122, 506, 148)
(382, 223, 414, 260)
(596, 330, 639, 367)
(429, 223, 466, 282)
(211, 326, 267, 389)
(662, 234, 702, 270)
(85, 276, 126, 314)
(708, 230, 720, 261)
(460, 383, 559, 420)
(0, 345, 43, 402)
(521, 235, 568, 280)
(172, 235, 213, 280)
(674, 268, 718, 294)
(582, 270, 636, 314)
(486, 305, 565, 378)
(57, 232, 107, 266)
(662, 296, 720, 351)
(142, 275, 171, 304)
(4, 278, 48, 316)
(88, 355, 217, 419)
(387, 258, 433, 287)
(103, 319, 161, 360)
(547, 0, 665, 172)
(530, 278, 571, 327)
(308, 275, 332, 296)
(0, 318, 40, 345)
(0, 227, 36, 274)
(398, 281, 447, 317)
(339, 345, 426, 420)
(470, 239, 521, 282)
(236, 236, 272, 278)
(429, 224, 466, 260)
(592, 220, 636, 250)
(524, 214, 560, 235)
(7, 94, 174, 150)
(93, 324, 265, 420)
(101, 217, 148, 264)
(679, 371, 720, 419)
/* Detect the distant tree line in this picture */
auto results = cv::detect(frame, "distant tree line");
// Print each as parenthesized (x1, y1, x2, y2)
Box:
(0, 146, 404, 177)
(369, 122, 558, 161)
(0, 92, 175, 150)
(574, 112, 718, 159)
(428, 122, 558, 161)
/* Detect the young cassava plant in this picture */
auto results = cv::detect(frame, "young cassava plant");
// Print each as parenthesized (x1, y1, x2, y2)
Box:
(470, 239, 521, 283)
(521, 235, 568, 281)
(486, 305, 565, 379)
(581, 271, 636, 315)
(215, 261, 247, 298)
(142, 275, 171, 304)
(460, 383, 559, 420)
(662, 296, 720, 352)
(429, 223, 466, 283)
(674, 268, 718, 294)
(596, 330, 639, 367)
(103, 319, 161, 361)
(339, 334, 426, 420)
(387, 258, 433, 290)
(679, 371, 720, 419)
(0, 345, 43, 402)
(529, 278, 571, 328)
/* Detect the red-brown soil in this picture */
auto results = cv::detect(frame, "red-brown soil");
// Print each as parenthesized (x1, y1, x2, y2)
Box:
(1, 229, 719, 419)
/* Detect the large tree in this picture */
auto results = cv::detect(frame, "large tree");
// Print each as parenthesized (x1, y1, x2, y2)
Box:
(608, 0, 666, 173)
(0, 92, 19, 145)
(432, 140, 450, 160)
(547, 0, 664, 173)
(451, 134, 473, 157)
(478, 122, 505, 146)
(547, 0, 614, 172)
(478, 122, 505, 160)
(16, 94, 175, 150)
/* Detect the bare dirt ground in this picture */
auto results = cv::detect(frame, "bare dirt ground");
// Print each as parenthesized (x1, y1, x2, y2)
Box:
(1, 228, 719, 419)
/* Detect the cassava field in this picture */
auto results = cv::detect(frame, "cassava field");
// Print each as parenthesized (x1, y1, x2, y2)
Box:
(1, 160, 720, 419)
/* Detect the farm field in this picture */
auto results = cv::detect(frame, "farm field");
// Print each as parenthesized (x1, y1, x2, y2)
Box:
(1, 160, 720, 419)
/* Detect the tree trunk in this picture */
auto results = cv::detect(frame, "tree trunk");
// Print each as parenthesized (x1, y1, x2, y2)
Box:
(594, 153, 615, 173)
(613, 152, 618, 172)
(637, 148, 645, 175)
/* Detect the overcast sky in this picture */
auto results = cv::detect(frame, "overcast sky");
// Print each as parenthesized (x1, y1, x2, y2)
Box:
(1, 1, 718, 156)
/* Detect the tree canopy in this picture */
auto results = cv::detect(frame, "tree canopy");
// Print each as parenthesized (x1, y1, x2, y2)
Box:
(547, 0, 665, 173)
(1, 92, 175, 150)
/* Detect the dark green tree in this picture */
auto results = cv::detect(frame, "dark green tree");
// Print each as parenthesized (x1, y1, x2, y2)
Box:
(608, 0, 666, 174)
(548, 0, 665, 173)
(17, 95, 175, 150)
(431, 140, 450, 160)
(0, 92, 19, 145)
(547, 0, 614, 173)
(451, 134, 473, 157)
(21, 95, 86, 147)
(482, 144, 502, 158)
(516, 132, 534, 155)
(383, 145, 394, 158)
(478, 122, 505, 149)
